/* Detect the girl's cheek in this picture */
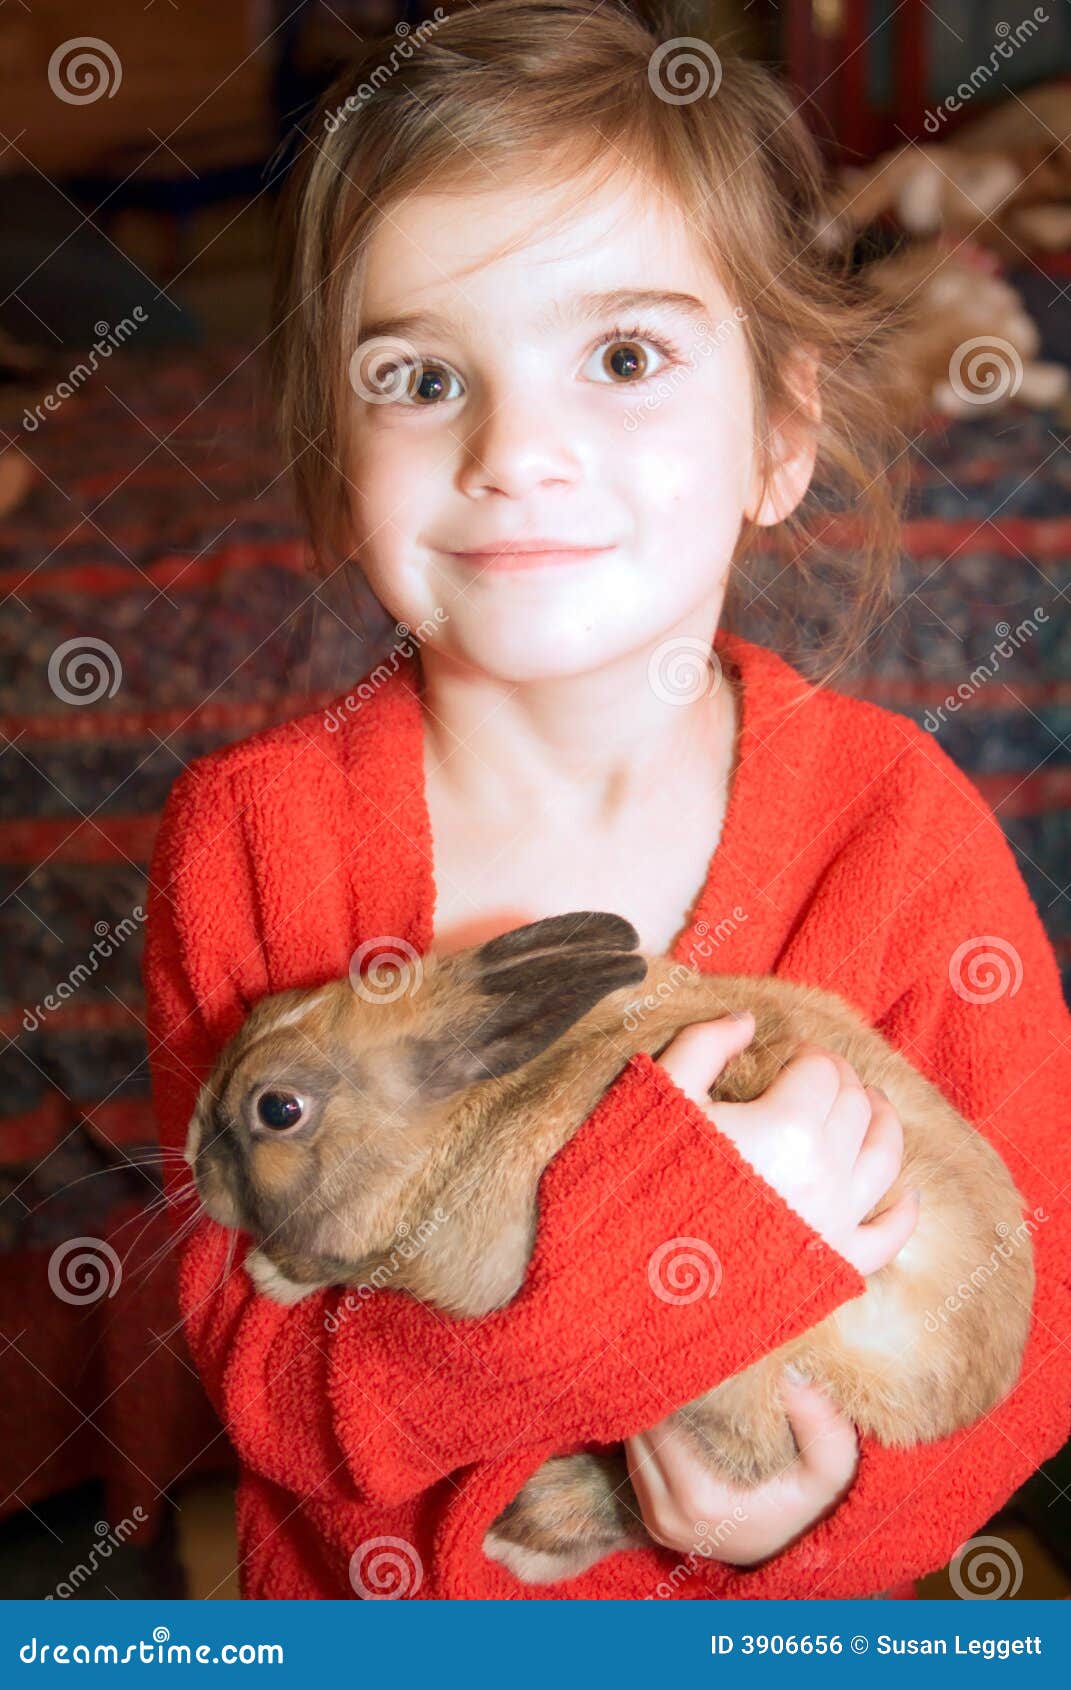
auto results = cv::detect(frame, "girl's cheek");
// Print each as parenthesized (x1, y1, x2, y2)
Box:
(626, 421, 748, 520)
(622, 360, 752, 488)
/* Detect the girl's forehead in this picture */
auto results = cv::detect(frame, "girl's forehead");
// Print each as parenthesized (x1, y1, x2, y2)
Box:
(360, 167, 727, 320)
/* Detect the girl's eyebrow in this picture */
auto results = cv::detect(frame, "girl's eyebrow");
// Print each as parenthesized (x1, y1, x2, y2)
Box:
(357, 288, 712, 345)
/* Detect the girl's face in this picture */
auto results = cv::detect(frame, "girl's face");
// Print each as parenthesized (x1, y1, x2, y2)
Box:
(347, 165, 769, 682)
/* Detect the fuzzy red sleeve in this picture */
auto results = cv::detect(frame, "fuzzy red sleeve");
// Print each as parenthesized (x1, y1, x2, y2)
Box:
(143, 766, 865, 1510)
(711, 732, 1071, 1598)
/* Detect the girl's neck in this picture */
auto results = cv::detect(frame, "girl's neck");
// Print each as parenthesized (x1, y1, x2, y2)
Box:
(417, 621, 736, 833)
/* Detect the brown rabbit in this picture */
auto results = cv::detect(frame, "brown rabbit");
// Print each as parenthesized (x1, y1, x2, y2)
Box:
(185, 912, 1035, 1584)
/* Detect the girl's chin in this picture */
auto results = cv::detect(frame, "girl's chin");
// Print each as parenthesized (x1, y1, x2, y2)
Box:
(444, 633, 637, 683)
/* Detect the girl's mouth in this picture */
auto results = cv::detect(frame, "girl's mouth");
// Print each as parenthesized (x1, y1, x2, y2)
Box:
(447, 544, 616, 574)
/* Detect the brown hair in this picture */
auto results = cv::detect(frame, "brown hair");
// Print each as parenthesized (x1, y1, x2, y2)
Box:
(270, 0, 912, 687)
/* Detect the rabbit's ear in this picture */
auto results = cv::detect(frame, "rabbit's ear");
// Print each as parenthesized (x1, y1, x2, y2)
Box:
(405, 912, 647, 1100)
(470, 911, 639, 973)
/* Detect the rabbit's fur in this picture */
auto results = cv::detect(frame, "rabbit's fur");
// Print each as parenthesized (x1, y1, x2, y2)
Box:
(186, 913, 1034, 1583)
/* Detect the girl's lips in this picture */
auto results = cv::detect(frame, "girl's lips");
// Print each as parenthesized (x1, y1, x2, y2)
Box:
(448, 546, 616, 573)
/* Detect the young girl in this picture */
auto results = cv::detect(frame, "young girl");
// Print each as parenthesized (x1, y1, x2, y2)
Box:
(144, 0, 1071, 1600)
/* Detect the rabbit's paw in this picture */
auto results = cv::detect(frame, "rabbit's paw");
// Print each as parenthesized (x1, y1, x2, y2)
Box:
(482, 1451, 643, 1585)
(482, 1524, 608, 1585)
(245, 1248, 316, 1305)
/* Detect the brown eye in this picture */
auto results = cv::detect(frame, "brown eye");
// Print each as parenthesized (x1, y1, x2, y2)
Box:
(255, 1090, 304, 1131)
(602, 340, 648, 382)
(408, 364, 452, 404)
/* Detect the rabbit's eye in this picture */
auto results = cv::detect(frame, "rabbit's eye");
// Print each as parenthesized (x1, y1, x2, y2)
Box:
(255, 1090, 304, 1131)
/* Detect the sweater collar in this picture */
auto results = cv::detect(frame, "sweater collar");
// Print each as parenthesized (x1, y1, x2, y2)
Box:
(369, 630, 821, 970)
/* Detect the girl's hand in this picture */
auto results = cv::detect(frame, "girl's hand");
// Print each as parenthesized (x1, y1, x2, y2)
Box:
(624, 1368, 858, 1565)
(656, 1017, 920, 1277)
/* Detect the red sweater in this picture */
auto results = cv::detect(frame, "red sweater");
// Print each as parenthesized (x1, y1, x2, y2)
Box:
(143, 629, 1071, 1600)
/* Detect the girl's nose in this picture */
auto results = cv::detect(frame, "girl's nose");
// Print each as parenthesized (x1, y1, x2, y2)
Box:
(455, 396, 581, 499)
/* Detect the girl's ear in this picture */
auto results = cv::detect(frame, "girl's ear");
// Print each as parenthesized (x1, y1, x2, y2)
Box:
(745, 343, 822, 529)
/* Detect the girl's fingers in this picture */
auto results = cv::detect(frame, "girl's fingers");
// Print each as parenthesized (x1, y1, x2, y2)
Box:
(632, 1418, 705, 1501)
(851, 1188, 921, 1277)
(761, 1044, 850, 1131)
(656, 1016, 755, 1105)
(629, 1417, 740, 1514)
(624, 1429, 657, 1489)
(851, 1089, 904, 1215)
(625, 1426, 679, 1515)
(780, 1371, 859, 1496)
(632, 1388, 860, 1567)
(824, 1071, 875, 1166)
(625, 1424, 697, 1549)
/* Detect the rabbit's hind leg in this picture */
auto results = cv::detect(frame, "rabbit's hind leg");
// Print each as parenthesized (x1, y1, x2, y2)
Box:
(483, 1450, 647, 1585)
